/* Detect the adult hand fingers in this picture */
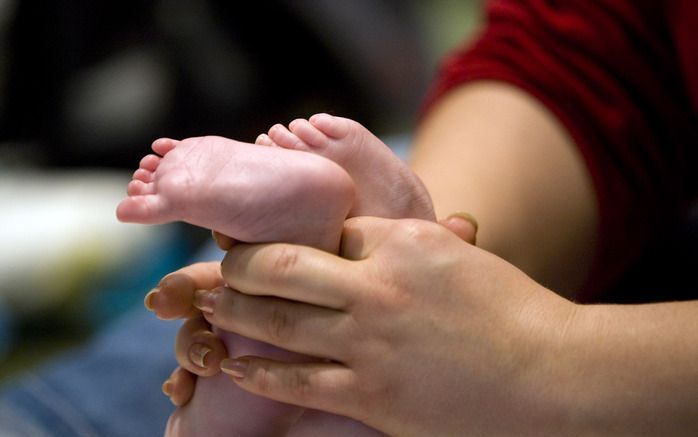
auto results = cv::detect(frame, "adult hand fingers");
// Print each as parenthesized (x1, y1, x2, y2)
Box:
(212, 230, 236, 251)
(195, 286, 352, 361)
(175, 316, 227, 376)
(221, 244, 355, 309)
(162, 366, 197, 407)
(220, 356, 360, 421)
(145, 262, 225, 320)
(438, 212, 478, 245)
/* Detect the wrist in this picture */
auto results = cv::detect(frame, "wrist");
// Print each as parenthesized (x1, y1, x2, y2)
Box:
(534, 301, 698, 436)
(504, 288, 584, 436)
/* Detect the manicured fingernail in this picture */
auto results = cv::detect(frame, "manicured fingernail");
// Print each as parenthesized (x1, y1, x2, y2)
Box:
(192, 289, 217, 314)
(211, 230, 225, 249)
(220, 358, 248, 379)
(162, 379, 173, 397)
(212, 231, 235, 250)
(189, 343, 212, 368)
(447, 212, 479, 233)
(144, 288, 159, 311)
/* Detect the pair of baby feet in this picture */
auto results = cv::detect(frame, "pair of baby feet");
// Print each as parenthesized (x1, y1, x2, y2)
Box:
(117, 113, 434, 249)
(117, 114, 435, 436)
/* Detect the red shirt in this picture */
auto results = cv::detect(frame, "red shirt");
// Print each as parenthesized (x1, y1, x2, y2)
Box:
(425, 0, 698, 302)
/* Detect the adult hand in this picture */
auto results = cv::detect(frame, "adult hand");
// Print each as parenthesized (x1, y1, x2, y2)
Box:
(151, 215, 479, 408)
(144, 261, 228, 405)
(195, 216, 575, 436)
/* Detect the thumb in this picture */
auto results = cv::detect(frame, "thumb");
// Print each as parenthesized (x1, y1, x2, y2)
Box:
(438, 212, 478, 245)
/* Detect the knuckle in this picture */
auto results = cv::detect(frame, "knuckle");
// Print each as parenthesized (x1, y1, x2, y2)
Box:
(352, 374, 390, 422)
(250, 362, 314, 404)
(285, 369, 313, 402)
(267, 305, 295, 343)
(362, 263, 410, 314)
(251, 361, 274, 395)
(267, 245, 300, 285)
(396, 219, 435, 245)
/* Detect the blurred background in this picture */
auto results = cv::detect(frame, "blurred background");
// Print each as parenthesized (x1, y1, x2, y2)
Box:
(0, 0, 483, 379)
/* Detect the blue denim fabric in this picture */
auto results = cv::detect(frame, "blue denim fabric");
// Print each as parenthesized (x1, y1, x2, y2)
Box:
(0, 308, 179, 437)
(0, 241, 224, 437)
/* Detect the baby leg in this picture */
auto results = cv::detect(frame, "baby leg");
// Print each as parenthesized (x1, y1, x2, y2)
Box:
(260, 113, 435, 220)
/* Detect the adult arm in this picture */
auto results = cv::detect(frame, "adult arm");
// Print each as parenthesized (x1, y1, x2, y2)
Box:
(411, 81, 598, 296)
(411, 1, 696, 299)
(200, 216, 698, 436)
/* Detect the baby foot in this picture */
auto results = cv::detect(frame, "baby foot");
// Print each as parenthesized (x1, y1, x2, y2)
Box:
(117, 135, 354, 253)
(259, 113, 435, 221)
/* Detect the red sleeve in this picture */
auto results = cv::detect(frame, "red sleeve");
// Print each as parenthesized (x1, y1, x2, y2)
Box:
(422, 0, 698, 300)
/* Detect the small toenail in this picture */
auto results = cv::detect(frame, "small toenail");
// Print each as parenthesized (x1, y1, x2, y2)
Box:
(189, 343, 212, 368)
(144, 288, 159, 311)
(193, 289, 217, 314)
(310, 113, 330, 124)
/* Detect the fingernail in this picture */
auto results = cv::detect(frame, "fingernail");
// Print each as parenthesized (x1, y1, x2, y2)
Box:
(144, 288, 159, 311)
(220, 358, 248, 379)
(189, 343, 212, 368)
(162, 379, 173, 397)
(192, 289, 217, 314)
(447, 212, 479, 233)
(211, 230, 225, 250)
(212, 231, 235, 250)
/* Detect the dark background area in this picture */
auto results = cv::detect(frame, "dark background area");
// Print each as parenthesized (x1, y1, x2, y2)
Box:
(0, 0, 481, 377)
(1, 0, 444, 170)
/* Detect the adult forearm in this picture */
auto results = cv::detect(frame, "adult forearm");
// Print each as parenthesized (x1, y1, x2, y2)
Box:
(411, 81, 598, 297)
(551, 300, 698, 435)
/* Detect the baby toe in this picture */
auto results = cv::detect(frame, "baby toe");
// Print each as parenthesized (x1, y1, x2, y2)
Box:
(133, 168, 153, 183)
(255, 133, 277, 147)
(309, 113, 351, 139)
(152, 138, 179, 156)
(139, 154, 161, 171)
(127, 179, 156, 196)
(289, 118, 330, 149)
(268, 123, 309, 150)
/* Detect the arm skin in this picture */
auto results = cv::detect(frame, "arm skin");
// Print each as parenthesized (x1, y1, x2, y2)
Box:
(411, 81, 598, 296)
(556, 299, 698, 435)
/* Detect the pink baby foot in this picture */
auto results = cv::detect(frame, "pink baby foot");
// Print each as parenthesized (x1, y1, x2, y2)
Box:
(117, 135, 354, 253)
(262, 113, 435, 221)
